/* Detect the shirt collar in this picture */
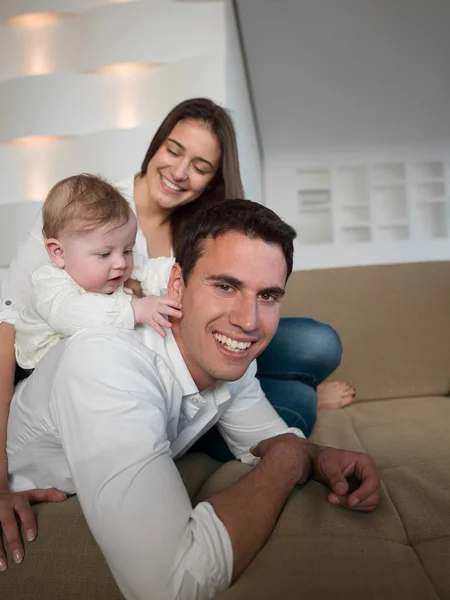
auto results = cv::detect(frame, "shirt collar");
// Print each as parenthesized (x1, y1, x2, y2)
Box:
(164, 330, 230, 405)
(164, 329, 199, 397)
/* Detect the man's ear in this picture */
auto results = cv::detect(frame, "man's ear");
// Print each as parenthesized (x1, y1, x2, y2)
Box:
(167, 263, 184, 301)
(45, 238, 65, 268)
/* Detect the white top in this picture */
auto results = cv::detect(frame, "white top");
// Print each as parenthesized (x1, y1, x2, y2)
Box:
(7, 326, 305, 600)
(14, 257, 174, 369)
(0, 177, 145, 327)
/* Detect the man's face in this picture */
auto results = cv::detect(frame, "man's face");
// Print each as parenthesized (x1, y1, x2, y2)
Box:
(169, 231, 287, 390)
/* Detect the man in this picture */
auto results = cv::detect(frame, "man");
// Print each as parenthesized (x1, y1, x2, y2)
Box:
(6, 200, 379, 599)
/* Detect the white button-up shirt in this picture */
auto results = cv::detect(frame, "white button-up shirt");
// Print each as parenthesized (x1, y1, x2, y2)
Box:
(7, 325, 304, 600)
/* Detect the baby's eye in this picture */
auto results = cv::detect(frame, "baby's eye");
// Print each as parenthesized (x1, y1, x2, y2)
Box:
(124, 249, 133, 255)
(99, 252, 110, 258)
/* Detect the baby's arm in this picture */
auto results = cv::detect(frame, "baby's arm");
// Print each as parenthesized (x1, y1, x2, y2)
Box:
(28, 265, 135, 335)
(131, 295, 182, 337)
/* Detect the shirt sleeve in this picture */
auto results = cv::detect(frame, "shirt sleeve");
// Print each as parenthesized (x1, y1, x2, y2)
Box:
(0, 210, 48, 325)
(217, 360, 306, 465)
(131, 257, 175, 297)
(50, 332, 233, 600)
(28, 265, 135, 335)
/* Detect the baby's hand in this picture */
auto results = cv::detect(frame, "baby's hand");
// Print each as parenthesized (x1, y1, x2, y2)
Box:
(131, 295, 182, 337)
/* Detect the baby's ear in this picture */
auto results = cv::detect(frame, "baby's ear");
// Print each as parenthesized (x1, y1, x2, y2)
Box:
(45, 238, 65, 268)
(167, 263, 184, 302)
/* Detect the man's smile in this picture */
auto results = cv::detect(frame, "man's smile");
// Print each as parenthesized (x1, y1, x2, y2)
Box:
(213, 332, 254, 354)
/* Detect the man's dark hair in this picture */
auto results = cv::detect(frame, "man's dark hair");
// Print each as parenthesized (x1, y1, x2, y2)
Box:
(176, 199, 296, 284)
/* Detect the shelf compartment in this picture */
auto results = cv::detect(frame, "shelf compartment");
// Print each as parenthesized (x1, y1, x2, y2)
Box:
(298, 189, 331, 209)
(297, 169, 330, 189)
(416, 203, 448, 239)
(297, 209, 333, 244)
(373, 185, 408, 222)
(413, 161, 444, 182)
(416, 182, 445, 202)
(378, 225, 409, 241)
(372, 163, 405, 185)
(340, 205, 370, 227)
(341, 226, 371, 244)
(335, 167, 368, 205)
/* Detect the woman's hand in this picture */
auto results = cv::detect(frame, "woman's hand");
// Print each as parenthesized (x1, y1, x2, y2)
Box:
(0, 487, 66, 571)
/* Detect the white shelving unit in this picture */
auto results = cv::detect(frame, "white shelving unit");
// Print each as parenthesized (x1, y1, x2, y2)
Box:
(296, 158, 449, 245)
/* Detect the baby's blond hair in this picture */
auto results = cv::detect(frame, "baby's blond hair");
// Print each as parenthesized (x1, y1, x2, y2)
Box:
(42, 174, 134, 240)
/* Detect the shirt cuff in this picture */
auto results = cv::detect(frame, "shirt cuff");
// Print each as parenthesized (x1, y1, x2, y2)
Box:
(182, 501, 234, 596)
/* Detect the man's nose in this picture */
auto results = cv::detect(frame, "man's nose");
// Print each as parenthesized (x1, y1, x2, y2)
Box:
(229, 295, 259, 333)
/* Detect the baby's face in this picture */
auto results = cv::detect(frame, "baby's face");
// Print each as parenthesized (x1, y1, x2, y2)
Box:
(58, 217, 137, 294)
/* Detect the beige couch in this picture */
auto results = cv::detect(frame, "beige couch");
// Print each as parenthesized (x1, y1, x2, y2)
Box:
(2, 261, 450, 599)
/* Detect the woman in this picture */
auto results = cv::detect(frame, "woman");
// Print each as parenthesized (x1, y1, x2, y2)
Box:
(0, 98, 353, 568)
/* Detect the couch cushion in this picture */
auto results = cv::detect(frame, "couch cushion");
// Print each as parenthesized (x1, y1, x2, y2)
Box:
(281, 262, 450, 401)
(214, 396, 450, 599)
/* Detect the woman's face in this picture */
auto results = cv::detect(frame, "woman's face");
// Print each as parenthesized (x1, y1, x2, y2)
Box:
(146, 118, 222, 211)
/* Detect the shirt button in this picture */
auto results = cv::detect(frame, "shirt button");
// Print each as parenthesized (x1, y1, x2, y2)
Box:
(4, 299, 12, 306)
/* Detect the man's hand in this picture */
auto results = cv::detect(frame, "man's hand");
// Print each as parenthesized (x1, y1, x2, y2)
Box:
(250, 433, 314, 486)
(251, 435, 380, 512)
(132, 295, 182, 337)
(0, 488, 66, 571)
(312, 446, 380, 512)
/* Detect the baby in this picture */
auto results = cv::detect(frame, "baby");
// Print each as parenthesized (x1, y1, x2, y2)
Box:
(15, 174, 181, 370)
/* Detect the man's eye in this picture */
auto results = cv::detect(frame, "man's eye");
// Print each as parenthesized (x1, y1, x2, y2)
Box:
(260, 293, 276, 302)
(217, 284, 232, 292)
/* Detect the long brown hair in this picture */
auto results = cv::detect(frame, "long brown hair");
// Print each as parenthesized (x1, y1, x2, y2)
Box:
(139, 98, 244, 252)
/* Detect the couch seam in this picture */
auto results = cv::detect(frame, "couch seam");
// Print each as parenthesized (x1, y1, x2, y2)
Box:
(273, 532, 410, 546)
(345, 409, 443, 600)
(380, 454, 450, 472)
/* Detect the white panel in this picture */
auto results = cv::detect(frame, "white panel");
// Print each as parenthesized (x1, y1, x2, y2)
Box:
(0, 52, 225, 142)
(0, 0, 131, 23)
(0, 1, 224, 82)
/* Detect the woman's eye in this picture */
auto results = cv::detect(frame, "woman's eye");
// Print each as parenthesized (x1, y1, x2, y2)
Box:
(194, 166, 208, 175)
(167, 148, 178, 156)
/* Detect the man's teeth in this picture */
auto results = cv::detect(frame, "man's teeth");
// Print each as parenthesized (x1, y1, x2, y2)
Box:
(214, 333, 252, 352)
(161, 176, 183, 191)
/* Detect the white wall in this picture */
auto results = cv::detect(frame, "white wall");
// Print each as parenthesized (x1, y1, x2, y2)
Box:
(236, 0, 450, 269)
(0, 0, 228, 268)
(225, 0, 263, 204)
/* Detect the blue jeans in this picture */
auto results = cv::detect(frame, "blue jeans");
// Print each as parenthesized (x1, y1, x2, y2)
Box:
(190, 318, 343, 461)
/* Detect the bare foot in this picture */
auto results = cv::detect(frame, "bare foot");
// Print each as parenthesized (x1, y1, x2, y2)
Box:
(317, 381, 355, 410)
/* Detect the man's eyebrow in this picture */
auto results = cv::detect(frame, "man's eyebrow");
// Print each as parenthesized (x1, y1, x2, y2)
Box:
(166, 138, 215, 169)
(205, 274, 285, 297)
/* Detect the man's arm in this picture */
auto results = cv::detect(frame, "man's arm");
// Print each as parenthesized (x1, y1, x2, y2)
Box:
(50, 333, 326, 599)
(217, 361, 306, 464)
